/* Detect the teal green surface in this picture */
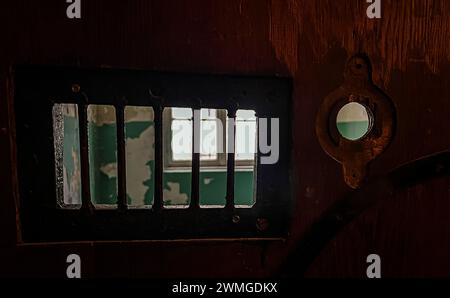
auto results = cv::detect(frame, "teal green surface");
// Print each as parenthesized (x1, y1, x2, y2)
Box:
(88, 122, 118, 204)
(336, 121, 369, 140)
(63, 116, 80, 184)
(63, 118, 254, 206)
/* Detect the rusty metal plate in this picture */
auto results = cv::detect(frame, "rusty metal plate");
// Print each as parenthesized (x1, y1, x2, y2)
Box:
(316, 55, 396, 188)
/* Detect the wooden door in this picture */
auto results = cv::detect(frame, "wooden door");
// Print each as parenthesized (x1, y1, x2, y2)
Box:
(0, 0, 449, 278)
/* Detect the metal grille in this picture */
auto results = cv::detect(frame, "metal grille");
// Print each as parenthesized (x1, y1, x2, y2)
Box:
(14, 66, 292, 242)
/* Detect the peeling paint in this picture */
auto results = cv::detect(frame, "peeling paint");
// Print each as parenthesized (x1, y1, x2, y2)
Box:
(87, 105, 155, 126)
(124, 106, 154, 122)
(59, 105, 254, 207)
(100, 162, 117, 178)
(63, 146, 81, 204)
(203, 177, 214, 185)
(98, 125, 155, 206)
(164, 182, 189, 205)
(62, 104, 78, 117)
(54, 104, 82, 206)
(88, 105, 116, 126)
(125, 125, 155, 205)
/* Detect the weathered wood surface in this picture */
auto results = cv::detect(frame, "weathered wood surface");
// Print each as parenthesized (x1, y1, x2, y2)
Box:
(0, 0, 449, 277)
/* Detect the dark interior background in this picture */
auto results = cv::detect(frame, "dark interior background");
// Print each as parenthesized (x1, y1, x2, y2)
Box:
(1, 0, 450, 277)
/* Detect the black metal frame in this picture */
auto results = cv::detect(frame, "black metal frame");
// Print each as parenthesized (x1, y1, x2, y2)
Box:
(14, 66, 293, 242)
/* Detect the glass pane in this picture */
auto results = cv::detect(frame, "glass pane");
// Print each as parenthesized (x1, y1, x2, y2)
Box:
(200, 108, 221, 161)
(87, 105, 117, 207)
(336, 102, 371, 140)
(234, 109, 257, 207)
(200, 109, 227, 207)
(200, 119, 217, 160)
(163, 107, 191, 208)
(124, 106, 154, 208)
(236, 109, 256, 119)
(172, 119, 193, 161)
(234, 170, 256, 207)
(53, 103, 81, 208)
(201, 108, 217, 119)
(172, 107, 193, 119)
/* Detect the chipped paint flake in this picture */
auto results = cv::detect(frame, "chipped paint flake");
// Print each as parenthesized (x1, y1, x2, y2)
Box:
(124, 106, 155, 122)
(100, 162, 117, 178)
(203, 177, 214, 185)
(88, 105, 116, 126)
(125, 125, 155, 205)
(163, 182, 189, 205)
(98, 125, 155, 206)
(63, 146, 81, 204)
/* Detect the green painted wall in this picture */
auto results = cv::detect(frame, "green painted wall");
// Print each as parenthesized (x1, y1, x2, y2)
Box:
(61, 115, 255, 207)
(336, 121, 369, 140)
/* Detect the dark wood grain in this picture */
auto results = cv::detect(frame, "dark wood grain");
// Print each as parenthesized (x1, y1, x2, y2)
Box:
(1, 0, 450, 277)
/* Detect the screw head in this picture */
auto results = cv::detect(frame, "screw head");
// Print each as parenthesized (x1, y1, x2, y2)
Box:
(232, 215, 240, 224)
(71, 84, 81, 93)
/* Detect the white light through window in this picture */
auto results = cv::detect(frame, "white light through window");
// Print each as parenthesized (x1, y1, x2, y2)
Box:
(200, 109, 219, 161)
(171, 108, 193, 161)
(235, 110, 257, 160)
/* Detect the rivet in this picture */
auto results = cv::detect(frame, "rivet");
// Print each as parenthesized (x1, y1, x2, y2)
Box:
(232, 215, 240, 224)
(71, 84, 81, 93)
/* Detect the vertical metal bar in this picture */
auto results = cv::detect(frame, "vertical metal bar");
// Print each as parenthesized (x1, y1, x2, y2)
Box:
(253, 113, 259, 206)
(190, 109, 200, 209)
(116, 100, 127, 210)
(225, 109, 236, 209)
(77, 97, 95, 214)
(153, 105, 163, 210)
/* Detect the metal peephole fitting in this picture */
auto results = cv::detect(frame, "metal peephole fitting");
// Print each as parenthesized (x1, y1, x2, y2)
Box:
(316, 55, 396, 188)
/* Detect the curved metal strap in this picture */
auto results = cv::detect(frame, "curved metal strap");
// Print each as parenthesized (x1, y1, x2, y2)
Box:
(280, 150, 450, 277)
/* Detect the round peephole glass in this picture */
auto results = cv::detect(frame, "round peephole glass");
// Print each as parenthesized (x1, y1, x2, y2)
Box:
(336, 102, 371, 141)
